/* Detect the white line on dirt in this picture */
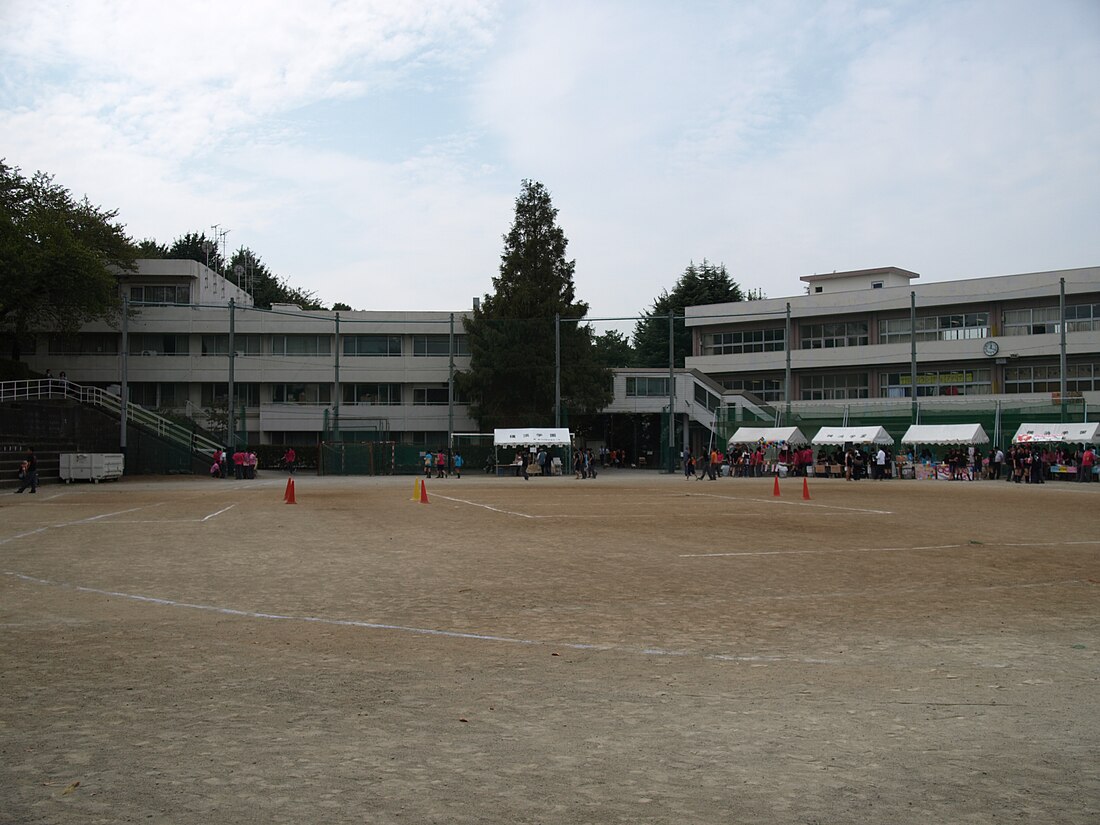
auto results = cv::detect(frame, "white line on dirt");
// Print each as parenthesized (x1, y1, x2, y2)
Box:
(2, 571, 842, 666)
(0, 505, 155, 547)
(429, 494, 537, 517)
(201, 505, 236, 521)
(687, 492, 893, 514)
(681, 540, 1100, 558)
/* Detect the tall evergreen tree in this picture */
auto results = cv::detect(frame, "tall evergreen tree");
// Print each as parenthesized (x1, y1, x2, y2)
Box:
(458, 180, 611, 429)
(633, 260, 745, 368)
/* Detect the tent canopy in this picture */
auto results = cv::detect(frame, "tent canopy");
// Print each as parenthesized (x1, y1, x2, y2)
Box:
(812, 426, 894, 446)
(901, 423, 989, 445)
(1011, 422, 1100, 444)
(493, 428, 572, 447)
(727, 426, 808, 449)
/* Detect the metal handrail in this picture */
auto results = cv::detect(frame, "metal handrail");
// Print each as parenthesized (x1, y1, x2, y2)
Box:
(0, 379, 222, 458)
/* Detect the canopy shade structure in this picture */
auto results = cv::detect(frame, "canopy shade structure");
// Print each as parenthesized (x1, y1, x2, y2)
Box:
(727, 427, 809, 449)
(493, 428, 573, 447)
(811, 426, 895, 446)
(1011, 422, 1100, 444)
(901, 424, 989, 445)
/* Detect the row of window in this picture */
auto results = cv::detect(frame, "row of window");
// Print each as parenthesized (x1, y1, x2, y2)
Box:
(37, 334, 471, 357)
(709, 362, 1100, 401)
(130, 382, 466, 409)
(698, 302, 1100, 354)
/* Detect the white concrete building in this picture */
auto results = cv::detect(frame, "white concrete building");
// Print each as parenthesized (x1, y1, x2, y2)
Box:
(13, 260, 476, 446)
(685, 265, 1100, 405)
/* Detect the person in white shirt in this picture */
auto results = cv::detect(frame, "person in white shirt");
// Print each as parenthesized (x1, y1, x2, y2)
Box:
(875, 447, 887, 480)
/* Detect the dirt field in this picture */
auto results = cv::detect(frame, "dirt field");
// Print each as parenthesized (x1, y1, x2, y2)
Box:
(1, 469, 1097, 824)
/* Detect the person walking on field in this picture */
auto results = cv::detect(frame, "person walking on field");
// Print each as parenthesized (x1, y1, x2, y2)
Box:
(15, 447, 38, 494)
(283, 447, 296, 475)
(453, 452, 464, 479)
(1079, 445, 1095, 483)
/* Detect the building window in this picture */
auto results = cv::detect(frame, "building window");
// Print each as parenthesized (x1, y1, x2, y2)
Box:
(200, 334, 261, 356)
(799, 321, 868, 349)
(719, 377, 783, 403)
(1002, 306, 1061, 336)
(49, 333, 119, 355)
(872, 281, 883, 289)
(413, 386, 451, 405)
(879, 369, 992, 398)
(129, 334, 189, 356)
(201, 383, 259, 407)
(342, 383, 402, 405)
(130, 285, 190, 305)
(800, 373, 869, 400)
(271, 335, 331, 356)
(412, 334, 469, 357)
(703, 328, 785, 355)
(625, 376, 670, 397)
(1064, 303, 1100, 333)
(343, 335, 402, 356)
(403, 431, 448, 446)
(1003, 363, 1099, 394)
(129, 382, 186, 409)
(1068, 362, 1099, 391)
(693, 383, 720, 412)
(272, 384, 332, 404)
(878, 313, 990, 344)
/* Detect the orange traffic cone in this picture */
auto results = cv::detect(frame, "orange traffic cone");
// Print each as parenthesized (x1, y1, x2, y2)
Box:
(773, 475, 781, 497)
(419, 479, 430, 504)
(802, 476, 811, 500)
(285, 477, 297, 504)
(412, 477, 421, 501)
(284, 477, 292, 501)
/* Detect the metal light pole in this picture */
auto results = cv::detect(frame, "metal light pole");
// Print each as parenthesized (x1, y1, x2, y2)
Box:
(784, 303, 792, 423)
(1059, 277, 1067, 419)
(668, 311, 675, 472)
(333, 312, 341, 441)
(911, 291, 918, 422)
(448, 313, 455, 444)
(120, 294, 129, 453)
(227, 298, 235, 451)
(555, 314, 561, 429)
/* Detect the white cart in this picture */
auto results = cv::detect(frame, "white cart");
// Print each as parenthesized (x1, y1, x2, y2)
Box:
(59, 453, 125, 483)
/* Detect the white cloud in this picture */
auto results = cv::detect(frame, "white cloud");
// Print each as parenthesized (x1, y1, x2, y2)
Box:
(1, 0, 1097, 320)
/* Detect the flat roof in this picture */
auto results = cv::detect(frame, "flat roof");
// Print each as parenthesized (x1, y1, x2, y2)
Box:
(799, 266, 920, 283)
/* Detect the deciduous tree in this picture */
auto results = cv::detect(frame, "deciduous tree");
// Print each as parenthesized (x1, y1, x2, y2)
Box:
(0, 161, 134, 359)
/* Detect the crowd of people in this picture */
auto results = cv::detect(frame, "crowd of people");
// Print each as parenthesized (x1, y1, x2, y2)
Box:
(210, 448, 260, 479)
(681, 444, 890, 481)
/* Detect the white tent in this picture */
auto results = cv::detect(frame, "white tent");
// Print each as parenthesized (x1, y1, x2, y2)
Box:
(727, 426, 808, 449)
(901, 423, 989, 445)
(493, 428, 573, 447)
(1011, 422, 1100, 444)
(812, 426, 894, 446)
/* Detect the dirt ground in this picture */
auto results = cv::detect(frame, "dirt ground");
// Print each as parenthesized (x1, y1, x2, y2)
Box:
(1, 469, 1097, 824)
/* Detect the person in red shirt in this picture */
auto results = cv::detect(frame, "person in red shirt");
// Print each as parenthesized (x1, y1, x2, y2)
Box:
(1079, 445, 1095, 483)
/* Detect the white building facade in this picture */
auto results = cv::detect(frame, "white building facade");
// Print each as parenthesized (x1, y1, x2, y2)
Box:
(12, 260, 476, 446)
(685, 265, 1100, 406)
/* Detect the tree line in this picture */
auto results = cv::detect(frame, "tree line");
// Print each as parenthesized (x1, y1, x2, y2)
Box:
(1, 161, 755, 429)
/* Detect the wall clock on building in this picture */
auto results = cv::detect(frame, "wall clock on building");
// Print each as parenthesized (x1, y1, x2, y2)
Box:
(983, 340, 1000, 357)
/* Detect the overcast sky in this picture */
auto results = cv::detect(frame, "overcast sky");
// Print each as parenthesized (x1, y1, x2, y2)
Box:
(2, 0, 1098, 327)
